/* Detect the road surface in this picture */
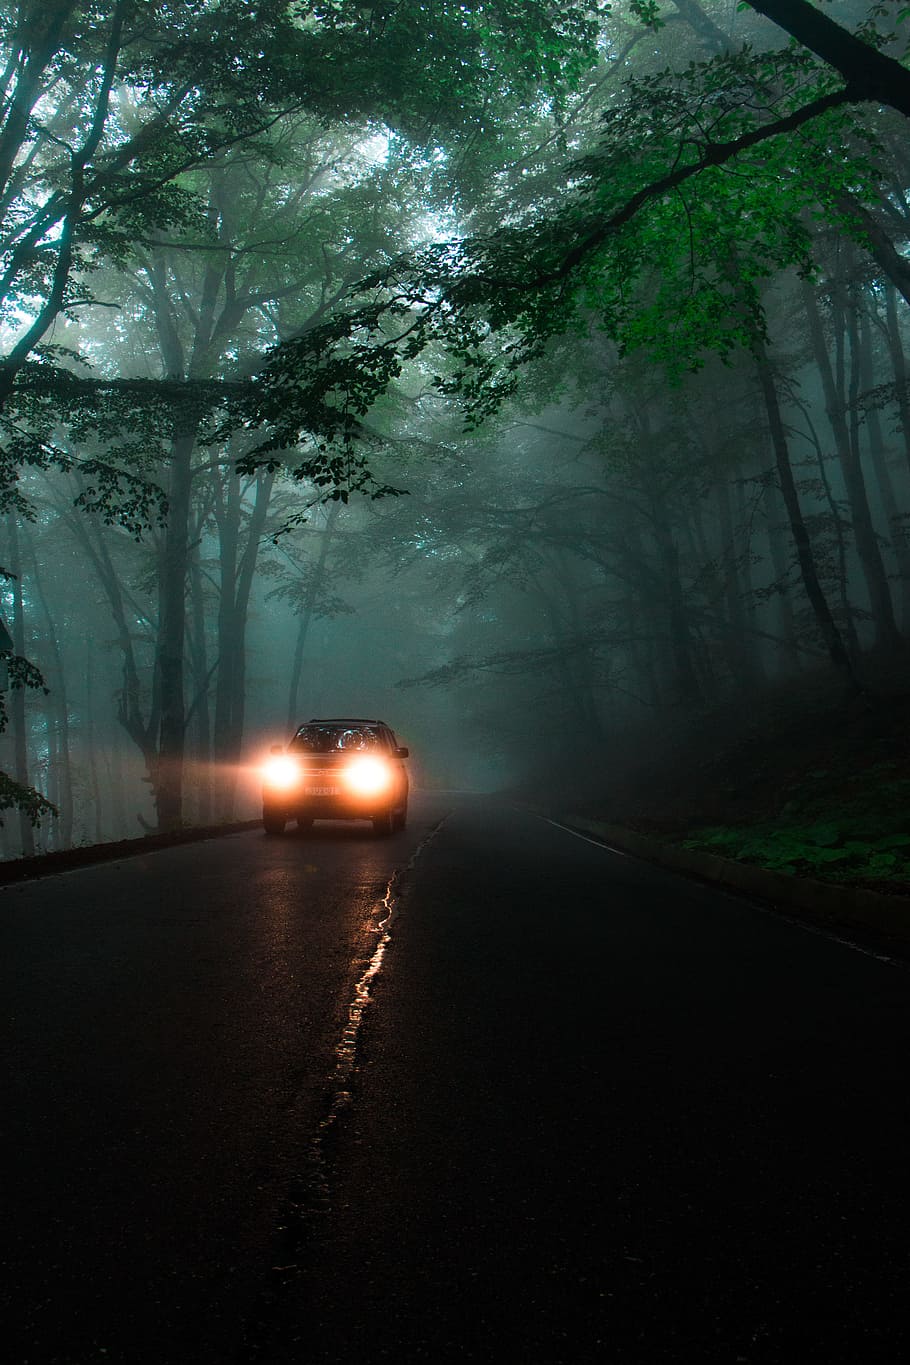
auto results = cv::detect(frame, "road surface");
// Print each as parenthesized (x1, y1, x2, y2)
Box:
(2, 796, 909, 1363)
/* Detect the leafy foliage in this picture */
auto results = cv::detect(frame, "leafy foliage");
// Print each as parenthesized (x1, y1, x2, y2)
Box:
(0, 0, 608, 522)
(680, 763, 910, 886)
(246, 30, 893, 461)
(0, 770, 56, 827)
(0, 649, 57, 826)
(296, 1, 607, 129)
(0, 365, 193, 529)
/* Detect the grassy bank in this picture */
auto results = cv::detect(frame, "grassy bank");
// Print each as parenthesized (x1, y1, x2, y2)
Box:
(569, 670, 910, 897)
(676, 761, 910, 890)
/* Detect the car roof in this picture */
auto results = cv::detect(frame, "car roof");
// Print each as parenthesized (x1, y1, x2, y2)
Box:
(303, 717, 388, 725)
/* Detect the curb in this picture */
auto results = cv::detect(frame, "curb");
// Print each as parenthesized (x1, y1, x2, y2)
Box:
(0, 819, 262, 885)
(562, 816, 910, 948)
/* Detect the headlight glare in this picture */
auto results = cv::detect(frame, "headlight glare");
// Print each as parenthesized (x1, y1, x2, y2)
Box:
(342, 756, 391, 797)
(263, 755, 299, 789)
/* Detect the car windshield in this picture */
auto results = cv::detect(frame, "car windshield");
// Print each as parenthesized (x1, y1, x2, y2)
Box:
(290, 724, 384, 754)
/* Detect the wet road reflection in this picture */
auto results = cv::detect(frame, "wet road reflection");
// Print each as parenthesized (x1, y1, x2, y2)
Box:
(255, 800, 910, 1365)
(0, 796, 453, 1365)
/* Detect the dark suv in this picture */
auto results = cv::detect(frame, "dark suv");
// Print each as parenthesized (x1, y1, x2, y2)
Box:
(262, 718, 409, 836)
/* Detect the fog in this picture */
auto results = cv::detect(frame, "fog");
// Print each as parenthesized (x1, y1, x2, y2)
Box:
(1, 1, 908, 856)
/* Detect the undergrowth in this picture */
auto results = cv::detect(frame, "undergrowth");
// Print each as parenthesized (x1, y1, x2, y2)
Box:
(678, 762, 910, 886)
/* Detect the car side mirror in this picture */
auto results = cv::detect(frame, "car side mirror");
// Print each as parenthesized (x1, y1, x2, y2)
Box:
(396, 746, 409, 758)
(270, 743, 284, 754)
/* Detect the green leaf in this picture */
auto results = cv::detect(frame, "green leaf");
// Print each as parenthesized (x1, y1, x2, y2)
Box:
(873, 833, 910, 851)
(806, 822, 841, 847)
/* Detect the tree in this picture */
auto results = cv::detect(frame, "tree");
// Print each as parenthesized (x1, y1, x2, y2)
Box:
(6, 1, 910, 847)
(0, 552, 55, 843)
(250, 3, 910, 446)
(0, 0, 605, 431)
(0, 0, 608, 831)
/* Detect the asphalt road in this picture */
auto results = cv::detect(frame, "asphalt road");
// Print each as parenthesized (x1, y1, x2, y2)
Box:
(3, 797, 910, 1364)
(1, 797, 447, 1364)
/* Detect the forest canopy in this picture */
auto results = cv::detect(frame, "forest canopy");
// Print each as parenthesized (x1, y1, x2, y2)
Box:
(2, 0, 910, 847)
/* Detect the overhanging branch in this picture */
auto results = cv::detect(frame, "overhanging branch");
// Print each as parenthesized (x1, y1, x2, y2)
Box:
(745, 0, 910, 117)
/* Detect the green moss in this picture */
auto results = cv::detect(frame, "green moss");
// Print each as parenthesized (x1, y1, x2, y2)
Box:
(678, 773, 910, 888)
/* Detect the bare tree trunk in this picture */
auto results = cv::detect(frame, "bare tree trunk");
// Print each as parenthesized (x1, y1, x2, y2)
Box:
(6, 514, 34, 855)
(732, 474, 769, 684)
(715, 478, 764, 687)
(762, 477, 800, 672)
(651, 492, 702, 704)
(752, 341, 858, 689)
(551, 548, 605, 735)
(745, 0, 910, 120)
(670, 0, 730, 52)
(108, 737, 129, 839)
(800, 397, 861, 661)
(884, 284, 910, 479)
(63, 499, 159, 821)
(287, 502, 341, 731)
(85, 643, 104, 844)
(212, 467, 240, 784)
(188, 547, 213, 825)
(212, 469, 274, 820)
(155, 429, 195, 830)
(44, 713, 60, 849)
(804, 282, 900, 652)
(26, 527, 74, 846)
(858, 301, 910, 633)
(531, 567, 605, 736)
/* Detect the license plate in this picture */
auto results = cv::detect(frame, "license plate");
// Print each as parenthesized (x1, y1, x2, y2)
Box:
(306, 785, 338, 796)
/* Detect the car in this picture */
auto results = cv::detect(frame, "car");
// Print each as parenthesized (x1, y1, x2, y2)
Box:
(261, 717, 410, 837)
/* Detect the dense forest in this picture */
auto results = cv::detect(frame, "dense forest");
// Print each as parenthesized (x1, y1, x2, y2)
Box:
(1, 0, 910, 857)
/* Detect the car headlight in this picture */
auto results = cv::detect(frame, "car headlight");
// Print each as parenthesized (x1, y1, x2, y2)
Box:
(263, 755, 299, 789)
(342, 756, 391, 797)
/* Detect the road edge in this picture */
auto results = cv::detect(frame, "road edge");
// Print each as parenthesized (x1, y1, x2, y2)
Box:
(559, 815, 910, 948)
(0, 819, 262, 885)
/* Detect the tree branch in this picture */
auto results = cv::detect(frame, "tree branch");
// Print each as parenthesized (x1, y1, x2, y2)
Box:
(542, 87, 853, 285)
(745, 0, 910, 117)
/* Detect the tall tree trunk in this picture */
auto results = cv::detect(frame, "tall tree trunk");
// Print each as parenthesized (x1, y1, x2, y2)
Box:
(287, 503, 341, 731)
(799, 388, 861, 661)
(732, 474, 769, 684)
(212, 468, 240, 782)
(858, 301, 910, 633)
(188, 546, 213, 825)
(884, 284, 910, 479)
(212, 469, 274, 821)
(551, 548, 605, 736)
(715, 478, 764, 687)
(804, 282, 900, 652)
(65, 500, 159, 809)
(762, 476, 800, 673)
(85, 643, 104, 844)
(155, 428, 196, 830)
(107, 735, 129, 839)
(6, 514, 35, 855)
(226, 472, 274, 753)
(532, 569, 604, 735)
(671, 0, 730, 52)
(752, 341, 858, 689)
(45, 713, 60, 849)
(745, 0, 910, 120)
(26, 527, 73, 847)
(650, 492, 702, 704)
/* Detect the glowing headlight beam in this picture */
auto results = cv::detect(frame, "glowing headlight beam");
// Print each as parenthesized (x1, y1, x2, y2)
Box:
(342, 756, 391, 797)
(263, 755, 299, 789)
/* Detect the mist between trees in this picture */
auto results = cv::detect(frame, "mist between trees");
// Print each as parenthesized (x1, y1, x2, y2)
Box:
(1, 0, 910, 855)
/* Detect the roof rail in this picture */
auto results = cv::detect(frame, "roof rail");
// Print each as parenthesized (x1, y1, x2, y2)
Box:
(304, 717, 384, 724)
